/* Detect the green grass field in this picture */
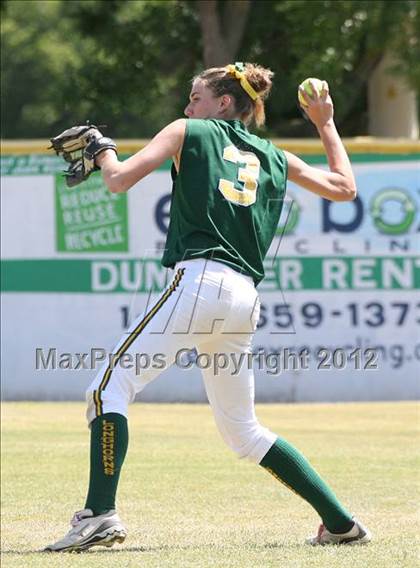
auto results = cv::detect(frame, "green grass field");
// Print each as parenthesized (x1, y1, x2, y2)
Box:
(1, 402, 419, 568)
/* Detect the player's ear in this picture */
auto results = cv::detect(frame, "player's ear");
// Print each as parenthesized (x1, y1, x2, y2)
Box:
(219, 94, 233, 112)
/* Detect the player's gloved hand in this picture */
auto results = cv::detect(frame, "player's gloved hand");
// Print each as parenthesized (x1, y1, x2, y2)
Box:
(49, 123, 117, 187)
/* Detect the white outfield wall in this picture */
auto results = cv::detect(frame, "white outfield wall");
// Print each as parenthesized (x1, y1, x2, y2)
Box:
(1, 139, 419, 402)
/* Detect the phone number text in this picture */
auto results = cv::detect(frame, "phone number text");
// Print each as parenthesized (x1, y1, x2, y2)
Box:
(257, 301, 420, 330)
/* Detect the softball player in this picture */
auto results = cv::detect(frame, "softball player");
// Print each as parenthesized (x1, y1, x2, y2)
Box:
(46, 62, 371, 551)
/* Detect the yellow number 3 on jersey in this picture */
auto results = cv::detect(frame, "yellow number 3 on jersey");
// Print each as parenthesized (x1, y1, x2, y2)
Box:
(218, 145, 261, 207)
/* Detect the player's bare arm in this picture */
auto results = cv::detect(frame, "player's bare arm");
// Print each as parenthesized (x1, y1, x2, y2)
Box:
(286, 80, 357, 202)
(96, 118, 187, 193)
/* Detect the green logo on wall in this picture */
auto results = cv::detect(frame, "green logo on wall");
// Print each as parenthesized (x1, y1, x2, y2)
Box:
(55, 173, 129, 252)
(370, 188, 417, 235)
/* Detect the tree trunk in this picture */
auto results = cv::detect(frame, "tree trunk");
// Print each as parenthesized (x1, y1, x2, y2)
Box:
(197, 0, 250, 67)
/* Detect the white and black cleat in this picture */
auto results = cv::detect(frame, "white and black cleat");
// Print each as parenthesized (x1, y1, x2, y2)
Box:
(306, 517, 372, 546)
(44, 508, 127, 552)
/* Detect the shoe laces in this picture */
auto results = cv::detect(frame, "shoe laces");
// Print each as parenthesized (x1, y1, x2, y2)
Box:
(71, 510, 90, 527)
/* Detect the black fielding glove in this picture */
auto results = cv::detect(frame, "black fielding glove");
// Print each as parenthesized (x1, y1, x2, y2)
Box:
(49, 123, 117, 187)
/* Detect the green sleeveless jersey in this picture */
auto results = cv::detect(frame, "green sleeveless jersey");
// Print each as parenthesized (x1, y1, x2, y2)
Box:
(161, 118, 288, 285)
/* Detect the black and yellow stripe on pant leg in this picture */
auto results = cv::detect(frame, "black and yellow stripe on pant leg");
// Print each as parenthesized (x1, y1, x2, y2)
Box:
(93, 267, 185, 417)
(84, 268, 186, 515)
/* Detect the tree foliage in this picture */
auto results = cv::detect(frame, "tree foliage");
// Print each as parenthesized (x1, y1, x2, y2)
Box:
(1, 0, 419, 138)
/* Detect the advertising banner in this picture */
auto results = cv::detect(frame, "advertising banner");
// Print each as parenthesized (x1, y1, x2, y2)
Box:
(1, 147, 419, 401)
(55, 174, 129, 253)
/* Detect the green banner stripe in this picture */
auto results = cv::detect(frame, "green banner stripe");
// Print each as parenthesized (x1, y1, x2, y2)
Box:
(0, 155, 172, 176)
(305, 153, 420, 164)
(1, 153, 419, 175)
(1, 257, 419, 293)
(1, 260, 92, 292)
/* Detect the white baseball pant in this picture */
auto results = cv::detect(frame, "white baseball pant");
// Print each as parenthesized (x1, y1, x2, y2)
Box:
(86, 258, 276, 463)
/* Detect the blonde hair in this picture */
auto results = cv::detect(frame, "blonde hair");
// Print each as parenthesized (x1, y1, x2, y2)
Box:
(195, 63, 274, 128)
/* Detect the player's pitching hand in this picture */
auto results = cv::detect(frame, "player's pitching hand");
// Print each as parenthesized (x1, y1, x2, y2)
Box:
(298, 80, 334, 128)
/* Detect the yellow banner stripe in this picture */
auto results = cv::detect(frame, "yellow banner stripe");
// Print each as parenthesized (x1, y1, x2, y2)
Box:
(3, 138, 419, 155)
(95, 268, 185, 416)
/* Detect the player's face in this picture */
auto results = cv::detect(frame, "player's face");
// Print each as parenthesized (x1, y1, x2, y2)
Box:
(184, 80, 229, 119)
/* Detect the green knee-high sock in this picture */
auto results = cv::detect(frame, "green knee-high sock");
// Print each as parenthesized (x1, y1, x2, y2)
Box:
(260, 438, 353, 533)
(85, 413, 128, 516)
